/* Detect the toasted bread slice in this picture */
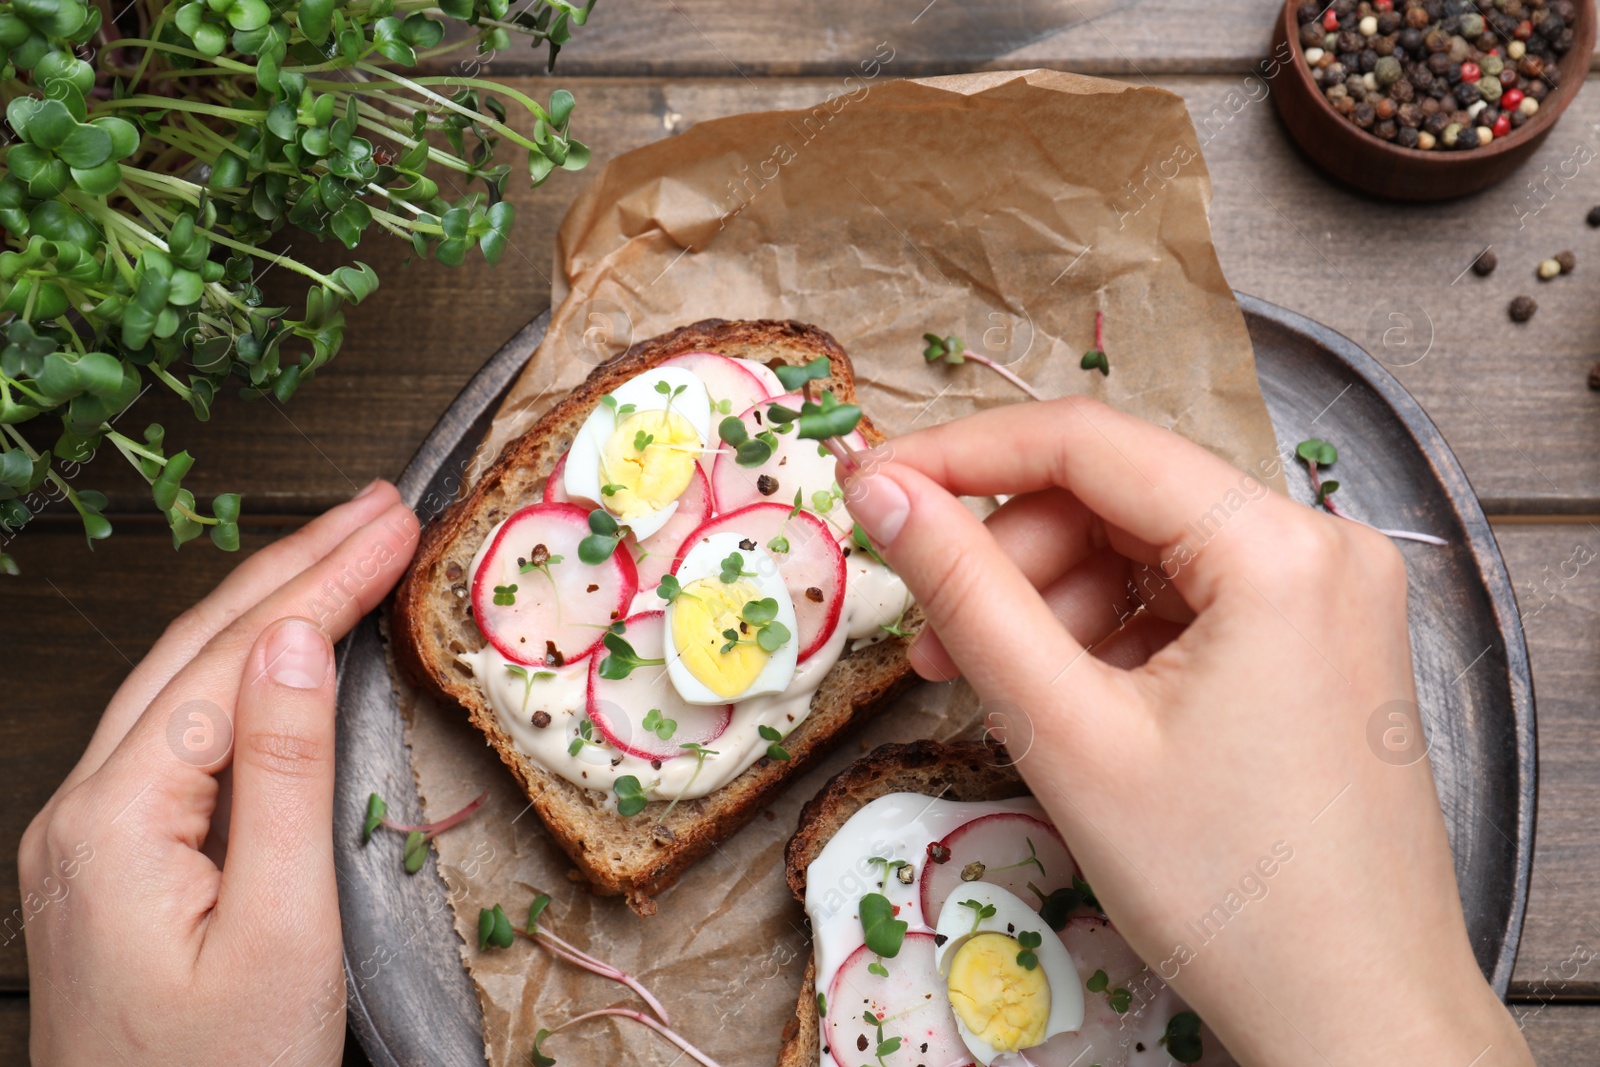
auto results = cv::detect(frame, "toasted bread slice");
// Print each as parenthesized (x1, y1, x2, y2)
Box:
(774, 740, 1029, 1067)
(391, 319, 920, 915)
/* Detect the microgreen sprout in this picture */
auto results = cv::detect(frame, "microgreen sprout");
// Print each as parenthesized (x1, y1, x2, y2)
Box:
(1015, 930, 1042, 970)
(658, 743, 718, 821)
(655, 573, 692, 603)
(600, 396, 637, 420)
(361, 789, 486, 873)
(811, 486, 841, 514)
(860, 892, 907, 963)
(503, 664, 556, 713)
(923, 332, 1047, 401)
(655, 378, 689, 419)
(859, 1011, 902, 1066)
(642, 708, 677, 740)
(959, 898, 997, 936)
(1080, 312, 1110, 376)
(852, 521, 889, 568)
(533, 1008, 725, 1067)
(567, 717, 604, 757)
(817, 992, 827, 1017)
(1086, 969, 1132, 1013)
(1026, 876, 1098, 929)
(633, 429, 655, 452)
(767, 533, 790, 553)
(578, 508, 626, 563)
(478, 903, 515, 950)
(1295, 438, 1445, 545)
(1160, 1010, 1205, 1063)
(601, 483, 625, 497)
(789, 489, 805, 518)
(757, 723, 790, 761)
(492, 583, 518, 606)
(718, 415, 778, 467)
(990, 836, 1047, 877)
(598, 631, 666, 681)
(613, 775, 648, 817)
(869, 856, 909, 887)
(765, 357, 865, 472)
(719, 551, 755, 584)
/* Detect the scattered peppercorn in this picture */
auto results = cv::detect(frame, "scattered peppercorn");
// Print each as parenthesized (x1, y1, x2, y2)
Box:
(1556, 249, 1577, 273)
(1509, 295, 1538, 323)
(1588, 206, 1600, 227)
(1589, 361, 1600, 391)
(756, 474, 779, 495)
(531, 710, 552, 729)
(1295, 0, 1573, 149)
(1472, 250, 1498, 276)
(1538, 258, 1562, 280)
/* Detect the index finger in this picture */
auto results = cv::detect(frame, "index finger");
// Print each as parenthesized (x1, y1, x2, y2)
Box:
(880, 398, 1284, 604)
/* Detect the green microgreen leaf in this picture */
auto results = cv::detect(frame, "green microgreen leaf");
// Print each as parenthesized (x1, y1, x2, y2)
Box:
(403, 829, 428, 873)
(477, 903, 514, 950)
(1086, 969, 1109, 993)
(767, 534, 790, 553)
(1080, 348, 1109, 376)
(527, 894, 551, 936)
(1016, 929, 1042, 970)
(852, 522, 888, 567)
(642, 707, 676, 740)
(1161, 1010, 1205, 1063)
(598, 631, 664, 680)
(531, 1028, 557, 1067)
(1296, 438, 1338, 467)
(493, 583, 517, 606)
(859, 892, 907, 959)
(758, 723, 790, 761)
(362, 792, 387, 844)
(959, 897, 997, 936)
(719, 551, 751, 584)
(773, 357, 832, 391)
(613, 774, 647, 817)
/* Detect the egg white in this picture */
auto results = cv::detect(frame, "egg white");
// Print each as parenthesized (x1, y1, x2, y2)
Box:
(664, 531, 799, 705)
(564, 366, 713, 541)
(933, 882, 1085, 1066)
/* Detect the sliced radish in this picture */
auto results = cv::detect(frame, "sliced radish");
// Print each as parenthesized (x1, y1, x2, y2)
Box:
(710, 393, 867, 518)
(1017, 918, 1153, 1067)
(1124, 984, 1230, 1066)
(586, 610, 731, 760)
(539, 451, 578, 505)
(671, 502, 845, 661)
(629, 462, 713, 591)
(921, 813, 1078, 924)
(827, 933, 973, 1067)
(470, 502, 637, 666)
(659, 351, 775, 426)
(729, 356, 784, 396)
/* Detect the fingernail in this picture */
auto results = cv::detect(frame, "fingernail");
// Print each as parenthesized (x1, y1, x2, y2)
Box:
(351, 479, 381, 501)
(846, 471, 910, 546)
(263, 619, 331, 690)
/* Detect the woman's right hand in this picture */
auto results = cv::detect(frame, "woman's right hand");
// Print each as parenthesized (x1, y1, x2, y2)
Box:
(841, 397, 1531, 1067)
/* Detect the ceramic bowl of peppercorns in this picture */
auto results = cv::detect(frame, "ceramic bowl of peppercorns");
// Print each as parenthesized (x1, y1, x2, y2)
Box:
(1272, 0, 1595, 200)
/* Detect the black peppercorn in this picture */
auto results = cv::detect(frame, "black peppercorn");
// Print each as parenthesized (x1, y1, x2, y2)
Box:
(1453, 81, 1481, 105)
(1472, 250, 1497, 276)
(1556, 249, 1576, 274)
(1296, 1, 1322, 22)
(756, 474, 779, 496)
(1375, 118, 1399, 140)
(1588, 361, 1600, 391)
(1586, 205, 1600, 228)
(1509, 295, 1538, 323)
(1353, 102, 1377, 128)
(1300, 21, 1326, 48)
(1397, 125, 1421, 148)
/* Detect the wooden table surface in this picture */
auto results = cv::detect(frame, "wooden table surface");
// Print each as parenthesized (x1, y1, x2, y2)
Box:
(5, 1, 1600, 1062)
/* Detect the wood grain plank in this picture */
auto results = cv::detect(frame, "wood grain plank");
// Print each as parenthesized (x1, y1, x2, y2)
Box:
(1513, 1002, 1600, 1061)
(8, 73, 1594, 536)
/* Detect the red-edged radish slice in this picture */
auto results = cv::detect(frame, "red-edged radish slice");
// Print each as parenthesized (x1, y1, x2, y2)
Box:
(827, 933, 973, 1067)
(659, 351, 775, 423)
(539, 451, 578, 505)
(470, 502, 637, 666)
(1016, 918, 1152, 1067)
(921, 813, 1077, 924)
(1122, 983, 1230, 1067)
(629, 462, 713, 591)
(730, 356, 785, 396)
(586, 610, 731, 760)
(710, 393, 868, 518)
(671, 502, 845, 661)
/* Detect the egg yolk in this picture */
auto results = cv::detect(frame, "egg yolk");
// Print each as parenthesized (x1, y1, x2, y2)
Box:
(945, 933, 1051, 1053)
(600, 410, 699, 520)
(670, 577, 769, 698)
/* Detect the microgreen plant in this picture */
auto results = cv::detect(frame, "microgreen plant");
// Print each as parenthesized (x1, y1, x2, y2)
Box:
(766, 533, 789, 553)
(566, 716, 603, 756)
(613, 774, 647, 816)
(1080, 311, 1109, 376)
(718, 550, 753, 583)
(959, 897, 996, 936)
(0, 0, 598, 572)
(519, 543, 563, 581)
(860, 1011, 902, 1066)
(718, 413, 777, 467)
(641, 707, 676, 740)
(852, 521, 887, 568)
(923, 331, 1046, 400)
(597, 630, 663, 681)
(1086, 969, 1132, 1013)
(360, 788, 485, 872)
(1295, 438, 1445, 546)
(757, 723, 790, 761)
(578, 507, 624, 563)
(1015, 929, 1042, 970)
(1161, 1011, 1204, 1063)
(859, 890, 907, 975)
(503, 663, 554, 713)
(1026, 875, 1099, 929)
(763, 357, 864, 472)
(990, 836, 1046, 877)
(477, 903, 515, 950)
(657, 742, 717, 821)
(633, 429, 654, 452)
(868, 856, 908, 887)
(655, 573, 694, 603)
(492, 582, 517, 606)
(717, 597, 789, 654)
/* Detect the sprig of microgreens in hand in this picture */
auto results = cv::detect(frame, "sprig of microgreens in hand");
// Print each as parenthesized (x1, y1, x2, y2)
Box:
(361, 790, 486, 874)
(1086, 968, 1132, 1013)
(1295, 439, 1446, 546)
(860, 891, 907, 977)
(1079, 311, 1110, 376)
(715, 357, 864, 475)
(758, 724, 791, 761)
(923, 332, 1047, 401)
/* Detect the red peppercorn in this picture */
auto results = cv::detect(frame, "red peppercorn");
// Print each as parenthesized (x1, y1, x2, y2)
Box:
(1460, 61, 1481, 82)
(1375, 0, 1393, 9)
(1492, 114, 1512, 137)
(1323, 8, 1339, 29)
(1502, 87, 1525, 109)
(1515, 19, 1533, 39)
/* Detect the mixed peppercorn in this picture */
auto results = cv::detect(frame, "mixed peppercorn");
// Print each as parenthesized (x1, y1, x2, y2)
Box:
(1297, 0, 1577, 149)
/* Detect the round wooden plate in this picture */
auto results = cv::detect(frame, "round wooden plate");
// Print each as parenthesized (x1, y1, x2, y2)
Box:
(334, 298, 1534, 1066)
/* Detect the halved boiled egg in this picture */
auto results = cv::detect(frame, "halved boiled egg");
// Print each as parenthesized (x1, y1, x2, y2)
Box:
(564, 366, 713, 541)
(664, 531, 799, 705)
(933, 882, 1085, 1066)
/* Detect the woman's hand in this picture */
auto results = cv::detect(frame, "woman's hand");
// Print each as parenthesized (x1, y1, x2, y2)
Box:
(20, 482, 419, 1066)
(841, 399, 1531, 1067)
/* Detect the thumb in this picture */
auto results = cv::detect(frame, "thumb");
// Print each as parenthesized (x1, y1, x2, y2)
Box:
(213, 617, 339, 937)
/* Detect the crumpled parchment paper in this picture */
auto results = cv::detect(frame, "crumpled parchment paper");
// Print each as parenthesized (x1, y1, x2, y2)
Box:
(399, 68, 1281, 1067)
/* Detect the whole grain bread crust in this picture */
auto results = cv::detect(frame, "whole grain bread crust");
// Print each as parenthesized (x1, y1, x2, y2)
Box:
(774, 740, 1029, 1067)
(391, 319, 919, 915)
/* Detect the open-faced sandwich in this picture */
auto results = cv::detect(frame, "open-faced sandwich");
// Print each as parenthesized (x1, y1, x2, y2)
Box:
(778, 741, 1232, 1067)
(393, 320, 920, 913)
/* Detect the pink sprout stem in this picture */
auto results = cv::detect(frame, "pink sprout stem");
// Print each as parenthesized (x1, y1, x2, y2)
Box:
(521, 928, 671, 1025)
(1094, 309, 1105, 352)
(379, 791, 487, 835)
(965, 352, 1047, 402)
(555, 1008, 726, 1067)
(1306, 463, 1446, 546)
